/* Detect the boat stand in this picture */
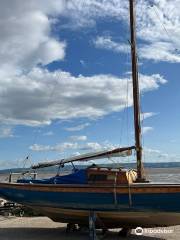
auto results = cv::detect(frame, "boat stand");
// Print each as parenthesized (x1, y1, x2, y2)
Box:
(66, 223, 78, 233)
(89, 211, 97, 240)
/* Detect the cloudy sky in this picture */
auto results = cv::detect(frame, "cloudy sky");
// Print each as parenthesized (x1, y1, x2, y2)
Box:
(0, 0, 180, 169)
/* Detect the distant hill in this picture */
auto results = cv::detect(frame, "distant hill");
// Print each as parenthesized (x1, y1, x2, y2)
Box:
(1, 162, 180, 174)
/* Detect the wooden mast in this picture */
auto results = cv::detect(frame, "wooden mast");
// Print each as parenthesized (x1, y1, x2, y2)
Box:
(129, 0, 145, 181)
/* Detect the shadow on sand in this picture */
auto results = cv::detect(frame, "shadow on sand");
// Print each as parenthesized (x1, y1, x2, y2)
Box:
(0, 227, 165, 240)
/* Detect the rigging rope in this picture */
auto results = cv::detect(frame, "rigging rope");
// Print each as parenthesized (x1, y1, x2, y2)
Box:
(149, 3, 179, 53)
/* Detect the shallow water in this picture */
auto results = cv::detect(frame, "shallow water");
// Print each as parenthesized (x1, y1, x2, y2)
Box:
(146, 168, 180, 183)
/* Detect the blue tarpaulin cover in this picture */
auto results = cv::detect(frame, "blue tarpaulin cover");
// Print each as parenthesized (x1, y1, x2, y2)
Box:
(17, 169, 87, 184)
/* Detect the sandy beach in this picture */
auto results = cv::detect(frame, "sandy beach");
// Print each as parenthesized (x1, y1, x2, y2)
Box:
(0, 216, 180, 240)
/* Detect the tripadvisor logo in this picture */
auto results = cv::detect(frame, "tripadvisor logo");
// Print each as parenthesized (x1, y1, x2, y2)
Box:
(135, 227, 143, 235)
(135, 227, 174, 235)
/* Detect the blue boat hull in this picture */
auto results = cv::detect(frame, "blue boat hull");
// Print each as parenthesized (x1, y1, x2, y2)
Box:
(0, 182, 180, 227)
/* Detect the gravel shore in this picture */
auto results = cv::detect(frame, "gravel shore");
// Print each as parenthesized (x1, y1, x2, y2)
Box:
(0, 216, 180, 240)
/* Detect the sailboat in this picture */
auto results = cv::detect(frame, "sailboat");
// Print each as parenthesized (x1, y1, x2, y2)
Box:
(0, 0, 180, 235)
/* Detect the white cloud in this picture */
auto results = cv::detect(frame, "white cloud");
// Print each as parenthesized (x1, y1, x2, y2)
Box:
(64, 0, 128, 29)
(144, 148, 161, 155)
(0, 0, 66, 77)
(0, 1, 170, 129)
(30, 142, 78, 152)
(66, 0, 180, 63)
(0, 0, 178, 88)
(136, 1, 180, 63)
(69, 135, 87, 141)
(140, 42, 180, 63)
(0, 68, 167, 126)
(142, 126, 154, 134)
(29, 144, 52, 152)
(143, 147, 180, 161)
(29, 141, 110, 152)
(93, 36, 180, 63)
(0, 126, 14, 138)
(79, 142, 102, 151)
(93, 36, 129, 54)
(138, 74, 167, 91)
(140, 112, 157, 121)
(64, 123, 90, 132)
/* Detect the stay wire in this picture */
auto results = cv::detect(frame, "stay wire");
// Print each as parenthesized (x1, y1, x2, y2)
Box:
(150, 3, 179, 53)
